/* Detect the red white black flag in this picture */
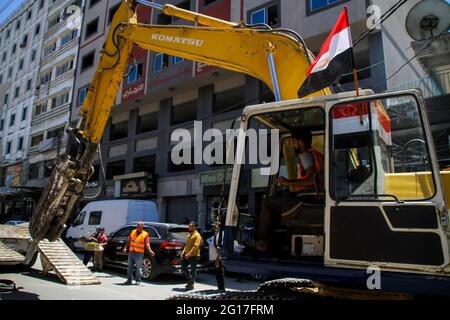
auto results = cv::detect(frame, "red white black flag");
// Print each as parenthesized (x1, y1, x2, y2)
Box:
(298, 7, 354, 97)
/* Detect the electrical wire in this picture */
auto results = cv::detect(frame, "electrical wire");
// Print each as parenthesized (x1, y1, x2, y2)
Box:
(353, 0, 408, 47)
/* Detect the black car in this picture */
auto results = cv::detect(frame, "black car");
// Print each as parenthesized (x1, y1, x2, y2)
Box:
(103, 222, 209, 280)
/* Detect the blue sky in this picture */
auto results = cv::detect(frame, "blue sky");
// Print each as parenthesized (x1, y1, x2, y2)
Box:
(0, 0, 27, 26)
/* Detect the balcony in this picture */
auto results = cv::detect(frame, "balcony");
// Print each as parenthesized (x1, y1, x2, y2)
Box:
(38, 136, 66, 153)
(41, 38, 78, 67)
(391, 71, 450, 99)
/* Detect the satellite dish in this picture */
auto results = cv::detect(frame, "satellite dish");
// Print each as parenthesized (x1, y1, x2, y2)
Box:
(405, 0, 450, 41)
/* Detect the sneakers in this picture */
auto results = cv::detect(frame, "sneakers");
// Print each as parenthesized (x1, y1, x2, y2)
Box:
(123, 280, 132, 285)
(135, 281, 141, 286)
(281, 202, 304, 220)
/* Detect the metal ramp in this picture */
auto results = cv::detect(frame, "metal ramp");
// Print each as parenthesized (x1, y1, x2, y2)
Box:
(0, 242, 25, 265)
(38, 239, 100, 286)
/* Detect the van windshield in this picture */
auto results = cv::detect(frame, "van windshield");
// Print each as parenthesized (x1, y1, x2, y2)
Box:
(168, 228, 189, 241)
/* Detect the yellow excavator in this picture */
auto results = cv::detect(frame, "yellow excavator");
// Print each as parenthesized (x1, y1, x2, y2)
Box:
(20, 0, 449, 297)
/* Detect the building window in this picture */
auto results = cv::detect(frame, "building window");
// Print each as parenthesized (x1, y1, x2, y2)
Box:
(21, 107, 27, 121)
(106, 160, 126, 180)
(78, 85, 89, 106)
(308, 0, 345, 14)
(43, 42, 56, 58)
(81, 51, 95, 71)
(127, 62, 144, 84)
(20, 34, 28, 48)
(60, 30, 77, 46)
(18, 59, 24, 71)
(249, 2, 280, 27)
(171, 99, 197, 125)
(28, 163, 40, 179)
(85, 17, 99, 39)
(35, 103, 46, 116)
(171, 56, 184, 65)
(31, 134, 43, 147)
(0, 118, 3, 131)
(203, 0, 218, 6)
(11, 44, 16, 55)
(47, 126, 65, 139)
(16, 20, 20, 30)
(44, 160, 55, 177)
(4, 94, 8, 105)
(39, 0, 44, 10)
(39, 71, 52, 85)
(31, 50, 36, 62)
(18, 137, 24, 151)
(136, 111, 158, 134)
(48, 15, 60, 30)
(157, 13, 172, 25)
(27, 10, 32, 20)
(168, 149, 195, 172)
(133, 155, 156, 173)
(213, 85, 245, 113)
(109, 120, 128, 141)
(90, 0, 102, 7)
(51, 91, 70, 109)
(153, 53, 168, 73)
(9, 113, 15, 127)
(6, 29, 10, 39)
(35, 24, 41, 36)
(108, 4, 120, 25)
(14, 87, 20, 99)
(6, 141, 11, 154)
(55, 59, 74, 77)
(2, 52, 6, 62)
(26, 79, 32, 91)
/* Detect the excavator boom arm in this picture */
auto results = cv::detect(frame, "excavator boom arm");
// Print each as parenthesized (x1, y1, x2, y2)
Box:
(28, 0, 328, 248)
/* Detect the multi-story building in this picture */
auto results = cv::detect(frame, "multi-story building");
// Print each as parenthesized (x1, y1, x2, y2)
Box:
(0, 0, 49, 221)
(70, 0, 449, 228)
(25, 0, 85, 188)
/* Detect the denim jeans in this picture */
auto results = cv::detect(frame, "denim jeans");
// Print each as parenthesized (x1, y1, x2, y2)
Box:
(127, 251, 144, 282)
(181, 256, 199, 285)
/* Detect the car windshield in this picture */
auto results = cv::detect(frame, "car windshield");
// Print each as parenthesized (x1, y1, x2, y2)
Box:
(168, 228, 189, 241)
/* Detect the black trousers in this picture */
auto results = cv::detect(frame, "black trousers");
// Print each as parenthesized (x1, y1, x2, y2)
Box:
(215, 259, 225, 291)
(181, 256, 199, 285)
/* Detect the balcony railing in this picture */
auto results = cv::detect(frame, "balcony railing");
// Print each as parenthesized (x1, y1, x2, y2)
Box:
(38, 136, 66, 153)
(391, 71, 450, 99)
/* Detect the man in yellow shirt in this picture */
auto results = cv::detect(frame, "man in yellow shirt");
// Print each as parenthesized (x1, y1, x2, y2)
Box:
(181, 221, 203, 290)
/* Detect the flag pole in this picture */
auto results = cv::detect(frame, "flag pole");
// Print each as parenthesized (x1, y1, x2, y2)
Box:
(345, 6, 359, 97)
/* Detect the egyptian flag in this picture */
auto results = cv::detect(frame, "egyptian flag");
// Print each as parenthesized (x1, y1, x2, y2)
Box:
(298, 7, 354, 97)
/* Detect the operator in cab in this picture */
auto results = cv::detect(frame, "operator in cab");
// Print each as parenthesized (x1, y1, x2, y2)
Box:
(255, 128, 324, 252)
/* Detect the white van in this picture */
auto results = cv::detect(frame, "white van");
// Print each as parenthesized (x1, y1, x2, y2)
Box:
(66, 199, 159, 249)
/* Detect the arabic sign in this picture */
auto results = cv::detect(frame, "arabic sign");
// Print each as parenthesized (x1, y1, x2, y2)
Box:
(200, 168, 232, 186)
(120, 174, 157, 198)
(122, 82, 145, 100)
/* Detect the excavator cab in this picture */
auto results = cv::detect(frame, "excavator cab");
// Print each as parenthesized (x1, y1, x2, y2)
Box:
(224, 89, 450, 278)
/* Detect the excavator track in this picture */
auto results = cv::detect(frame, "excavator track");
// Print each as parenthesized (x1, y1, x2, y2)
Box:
(168, 278, 413, 301)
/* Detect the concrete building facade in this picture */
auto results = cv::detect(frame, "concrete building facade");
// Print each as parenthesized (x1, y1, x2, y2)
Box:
(0, 0, 50, 220)
(25, 0, 85, 188)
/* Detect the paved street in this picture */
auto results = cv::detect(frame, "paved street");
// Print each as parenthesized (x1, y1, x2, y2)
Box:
(0, 254, 260, 300)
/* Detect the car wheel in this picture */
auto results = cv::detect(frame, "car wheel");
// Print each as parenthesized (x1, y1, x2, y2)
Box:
(141, 257, 158, 280)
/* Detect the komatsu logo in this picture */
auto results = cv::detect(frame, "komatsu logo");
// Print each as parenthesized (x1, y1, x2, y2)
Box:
(151, 34, 204, 47)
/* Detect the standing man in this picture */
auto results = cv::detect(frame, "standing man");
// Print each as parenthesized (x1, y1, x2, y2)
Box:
(123, 222, 155, 285)
(93, 226, 108, 272)
(207, 222, 225, 291)
(181, 222, 203, 291)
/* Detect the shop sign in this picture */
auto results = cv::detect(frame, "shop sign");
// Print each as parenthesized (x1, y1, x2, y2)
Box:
(200, 168, 232, 186)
